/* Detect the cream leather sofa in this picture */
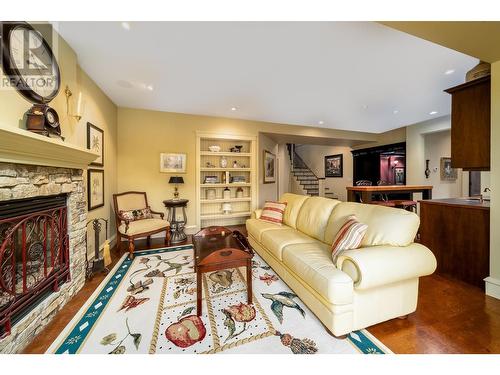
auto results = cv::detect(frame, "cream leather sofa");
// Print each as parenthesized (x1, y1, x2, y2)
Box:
(246, 193, 436, 337)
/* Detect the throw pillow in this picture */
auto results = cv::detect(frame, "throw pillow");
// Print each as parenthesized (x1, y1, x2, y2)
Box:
(259, 201, 287, 225)
(331, 215, 368, 263)
(119, 207, 154, 221)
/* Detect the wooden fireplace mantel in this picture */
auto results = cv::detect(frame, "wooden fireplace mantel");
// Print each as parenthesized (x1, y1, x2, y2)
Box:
(0, 124, 99, 170)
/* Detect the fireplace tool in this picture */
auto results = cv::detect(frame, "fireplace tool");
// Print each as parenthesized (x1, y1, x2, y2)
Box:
(85, 218, 110, 280)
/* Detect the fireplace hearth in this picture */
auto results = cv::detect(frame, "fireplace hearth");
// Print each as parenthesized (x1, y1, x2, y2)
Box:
(0, 194, 70, 338)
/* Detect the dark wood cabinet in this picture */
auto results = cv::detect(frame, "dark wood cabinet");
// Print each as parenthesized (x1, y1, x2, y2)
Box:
(419, 199, 490, 289)
(445, 76, 490, 171)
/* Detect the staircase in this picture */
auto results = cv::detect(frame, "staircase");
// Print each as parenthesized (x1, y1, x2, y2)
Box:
(287, 144, 320, 196)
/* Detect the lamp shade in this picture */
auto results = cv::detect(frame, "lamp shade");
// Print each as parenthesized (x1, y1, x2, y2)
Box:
(169, 176, 184, 184)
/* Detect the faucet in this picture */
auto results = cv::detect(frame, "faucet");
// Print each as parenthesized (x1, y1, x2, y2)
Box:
(484, 188, 491, 193)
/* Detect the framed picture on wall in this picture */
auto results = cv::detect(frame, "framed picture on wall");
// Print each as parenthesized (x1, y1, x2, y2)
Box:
(88, 169, 104, 211)
(263, 150, 276, 184)
(440, 157, 458, 181)
(325, 154, 343, 177)
(87, 122, 104, 167)
(160, 153, 187, 173)
(394, 167, 405, 185)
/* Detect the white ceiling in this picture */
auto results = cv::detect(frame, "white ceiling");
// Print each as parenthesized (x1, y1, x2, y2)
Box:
(56, 21, 477, 133)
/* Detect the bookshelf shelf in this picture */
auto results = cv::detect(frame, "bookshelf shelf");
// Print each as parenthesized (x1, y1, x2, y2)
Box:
(196, 133, 257, 229)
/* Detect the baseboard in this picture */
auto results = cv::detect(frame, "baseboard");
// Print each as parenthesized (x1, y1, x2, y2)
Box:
(184, 225, 199, 235)
(86, 234, 117, 261)
(484, 276, 500, 300)
(108, 234, 117, 247)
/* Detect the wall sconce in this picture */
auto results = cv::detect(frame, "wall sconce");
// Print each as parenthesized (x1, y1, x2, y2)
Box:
(64, 85, 82, 121)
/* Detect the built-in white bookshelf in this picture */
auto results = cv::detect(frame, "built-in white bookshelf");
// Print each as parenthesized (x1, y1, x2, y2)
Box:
(196, 132, 257, 229)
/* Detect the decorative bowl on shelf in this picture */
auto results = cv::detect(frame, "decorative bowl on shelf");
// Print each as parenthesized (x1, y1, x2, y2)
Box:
(208, 145, 221, 152)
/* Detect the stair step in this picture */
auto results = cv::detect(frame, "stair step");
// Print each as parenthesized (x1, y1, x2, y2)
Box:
(297, 177, 317, 181)
(293, 171, 315, 176)
(301, 182, 319, 186)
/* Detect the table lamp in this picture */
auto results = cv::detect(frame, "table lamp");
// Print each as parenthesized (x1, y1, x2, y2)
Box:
(169, 176, 184, 200)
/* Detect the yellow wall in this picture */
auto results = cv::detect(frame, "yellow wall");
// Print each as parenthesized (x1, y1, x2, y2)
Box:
(487, 61, 500, 297)
(406, 116, 451, 187)
(0, 27, 118, 251)
(423, 130, 463, 199)
(117, 108, 377, 231)
(76, 68, 118, 251)
(352, 127, 406, 150)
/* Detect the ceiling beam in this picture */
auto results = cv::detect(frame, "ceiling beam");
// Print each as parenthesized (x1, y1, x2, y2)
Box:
(380, 21, 500, 63)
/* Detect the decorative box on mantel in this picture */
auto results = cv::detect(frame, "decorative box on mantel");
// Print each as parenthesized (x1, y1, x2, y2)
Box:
(0, 124, 99, 353)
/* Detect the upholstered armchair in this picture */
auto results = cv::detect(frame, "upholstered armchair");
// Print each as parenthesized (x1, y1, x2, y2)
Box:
(113, 192, 171, 258)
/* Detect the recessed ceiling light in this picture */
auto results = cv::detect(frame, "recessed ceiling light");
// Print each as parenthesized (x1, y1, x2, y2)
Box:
(121, 22, 130, 30)
(393, 110, 399, 114)
(231, 107, 237, 111)
(429, 111, 438, 115)
(362, 105, 368, 110)
(146, 84, 154, 91)
(318, 120, 324, 125)
(445, 69, 455, 75)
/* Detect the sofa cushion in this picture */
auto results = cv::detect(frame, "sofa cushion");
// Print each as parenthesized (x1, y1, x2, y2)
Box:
(118, 218, 169, 236)
(261, 228, 317, 260)
(119, 207, 153, 222)
(295, 196, 341, 243)
(246, 218, 288, 242)
(324, 202, 419, 247)
(331, 215, 368, 263)
(282, 242, 353, 305)
(279, 193, 309, 229)
(260, 201, 287, 224)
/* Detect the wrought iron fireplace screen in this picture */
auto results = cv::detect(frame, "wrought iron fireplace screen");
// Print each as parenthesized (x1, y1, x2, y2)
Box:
(0, 194, 70, 339)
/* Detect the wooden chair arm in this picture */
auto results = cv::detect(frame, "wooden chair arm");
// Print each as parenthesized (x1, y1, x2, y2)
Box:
(150, 210, 164, 219)
(116, 213, 131, 233)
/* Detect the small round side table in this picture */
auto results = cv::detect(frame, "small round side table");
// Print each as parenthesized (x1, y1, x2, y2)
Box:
(163, 199, 189, 244)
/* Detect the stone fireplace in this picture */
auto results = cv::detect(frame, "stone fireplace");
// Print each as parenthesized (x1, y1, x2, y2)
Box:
(0, 162, 87, 353)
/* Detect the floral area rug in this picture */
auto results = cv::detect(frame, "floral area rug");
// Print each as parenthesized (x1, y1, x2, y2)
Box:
(47, 245, 391, 354)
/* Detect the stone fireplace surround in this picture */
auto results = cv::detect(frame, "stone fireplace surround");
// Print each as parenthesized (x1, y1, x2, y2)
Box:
(0, 162, 87, 353)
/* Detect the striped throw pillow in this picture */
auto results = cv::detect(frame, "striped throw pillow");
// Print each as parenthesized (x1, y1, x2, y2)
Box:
(259, 201, 287, 225)
(331, 215, 368, 263)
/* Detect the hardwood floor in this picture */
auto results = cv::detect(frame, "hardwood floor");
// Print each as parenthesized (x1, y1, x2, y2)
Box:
(22, 227, 500, 354)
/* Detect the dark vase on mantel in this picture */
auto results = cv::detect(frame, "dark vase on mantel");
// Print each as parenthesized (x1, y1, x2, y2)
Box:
(425, 160, 431, 179)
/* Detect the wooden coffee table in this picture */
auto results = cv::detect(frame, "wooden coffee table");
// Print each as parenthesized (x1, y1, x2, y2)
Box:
(193, 226, 254, 316)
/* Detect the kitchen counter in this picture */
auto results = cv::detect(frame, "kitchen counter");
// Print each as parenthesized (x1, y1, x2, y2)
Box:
(419, 198, 490, 210)
(347, 185, 433, 203)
